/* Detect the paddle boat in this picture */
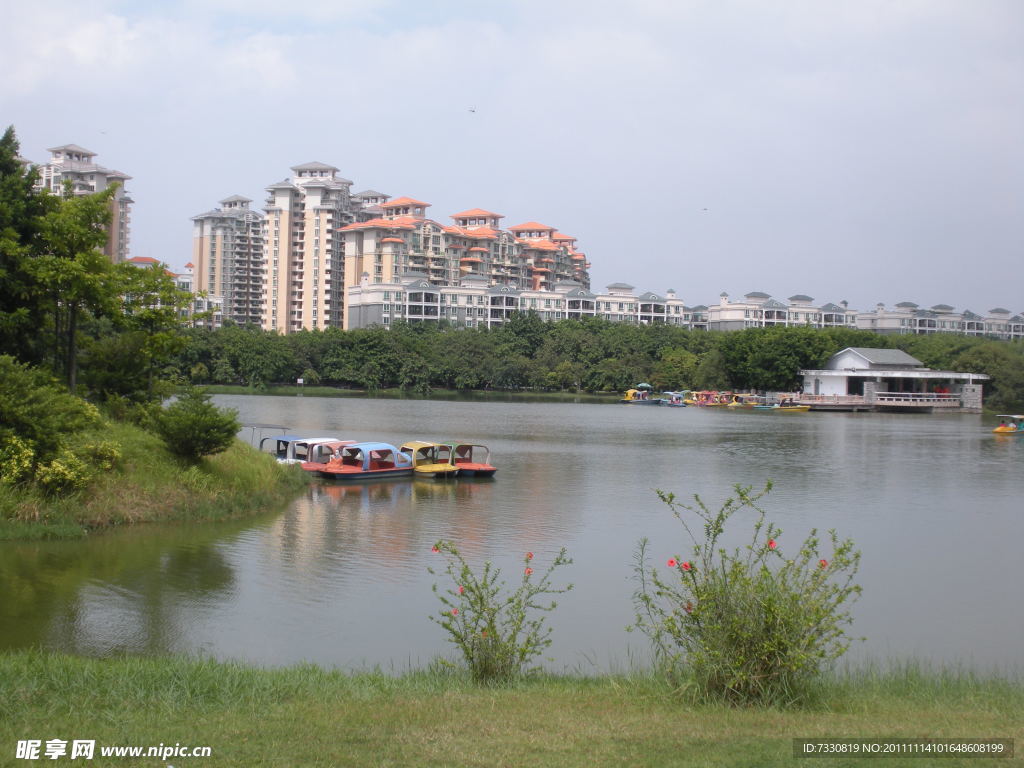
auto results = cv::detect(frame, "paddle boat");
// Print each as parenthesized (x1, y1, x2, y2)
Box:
(662, 391, 688, 407)
(691, 390, 732, 407)
(441, 443, 498, 477)
(754, 400, 811, 412)
(302, 442, 414, 480)
(260, 435, 347, 464)
(400, 441, 461, 478)
(726, 394, 759, 408)
(993, 416, 1024, 435)
(621, 383, 665, 405)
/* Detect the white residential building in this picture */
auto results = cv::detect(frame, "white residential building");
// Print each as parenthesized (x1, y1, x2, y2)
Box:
(191, 196, 265, 326)
(33, 144, 133, 263)
(855, 302, 1024, 340)
(707, 292, 858, 330)
(345, 276, 704, 330)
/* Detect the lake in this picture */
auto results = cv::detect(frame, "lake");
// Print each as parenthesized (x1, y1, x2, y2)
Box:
(2, 395, 1022, 673)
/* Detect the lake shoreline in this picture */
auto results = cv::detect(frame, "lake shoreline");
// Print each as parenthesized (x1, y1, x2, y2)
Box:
(202, 383, 621, 403)
(3, 651, 1020, 767)
(0, 419, 307, 542)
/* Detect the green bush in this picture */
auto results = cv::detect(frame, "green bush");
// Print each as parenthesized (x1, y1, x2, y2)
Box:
(0, 356, 100, 463)
(0, 436, 35, 485)
(429, 541, 573, 683)
(632, 482, 861, 706)
(152, 387, 240, 462)
(79, 440, 122, 472)
(35, 449, 94, 495)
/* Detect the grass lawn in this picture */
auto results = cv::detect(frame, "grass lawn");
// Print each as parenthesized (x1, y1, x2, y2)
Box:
(2, 653, 1020, 767)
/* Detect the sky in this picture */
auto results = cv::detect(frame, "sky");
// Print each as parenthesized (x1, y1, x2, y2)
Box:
(4, 0, 1022, 314)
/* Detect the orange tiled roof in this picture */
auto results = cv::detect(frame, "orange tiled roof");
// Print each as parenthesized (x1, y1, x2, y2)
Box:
(509, 221, 554, 232)
(381, 196, 430, 208)
(552, 232, 575, 242)
(468, 246, 488, 252)
(571, 253, 585, 260)
(519, 239, 559, 251)
(380, 237, 405, 243)
(339, 217, 416, 231)
(127, 256, 160, 264)
(530, 266, 551, 273)
(452, 208, 503, 219)
(460, 256, 483, 263)
(184, 261, 194, 268)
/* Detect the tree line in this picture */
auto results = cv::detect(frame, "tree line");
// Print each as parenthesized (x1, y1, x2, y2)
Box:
(170, 317, 1024, 409)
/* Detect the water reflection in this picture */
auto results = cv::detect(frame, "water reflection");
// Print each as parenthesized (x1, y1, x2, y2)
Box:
(0, 523, 241, 656)
(1, 398, 1021, 671)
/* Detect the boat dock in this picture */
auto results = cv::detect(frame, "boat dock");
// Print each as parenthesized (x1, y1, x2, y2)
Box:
(798, 393, 966, 413)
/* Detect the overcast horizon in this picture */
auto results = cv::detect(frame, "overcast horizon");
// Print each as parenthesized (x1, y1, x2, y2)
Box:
(4, 0, 1022, 316)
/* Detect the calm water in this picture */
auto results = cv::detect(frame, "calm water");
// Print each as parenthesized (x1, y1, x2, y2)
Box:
(2, 395, 1022, 672)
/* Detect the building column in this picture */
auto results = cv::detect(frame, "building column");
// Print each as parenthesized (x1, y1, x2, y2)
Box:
(960, 384, 983, 413)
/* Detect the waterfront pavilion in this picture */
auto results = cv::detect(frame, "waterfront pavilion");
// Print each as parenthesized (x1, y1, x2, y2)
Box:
(799, 347, 988, 412)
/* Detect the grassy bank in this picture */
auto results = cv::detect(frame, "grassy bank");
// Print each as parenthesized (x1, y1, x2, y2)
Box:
(0, 420, 306, 541)
(1, 653, 1020, 767)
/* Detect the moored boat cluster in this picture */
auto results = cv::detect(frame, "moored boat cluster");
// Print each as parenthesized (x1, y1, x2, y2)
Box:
(621, 385, 810, 411)
(260, 435, 497, 480)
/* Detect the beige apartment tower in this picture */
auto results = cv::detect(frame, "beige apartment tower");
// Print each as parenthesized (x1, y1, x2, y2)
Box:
(262, 163, 356, 333)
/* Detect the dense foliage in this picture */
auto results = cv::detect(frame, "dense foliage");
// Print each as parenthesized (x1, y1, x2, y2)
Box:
(169, 320, 1024, 409)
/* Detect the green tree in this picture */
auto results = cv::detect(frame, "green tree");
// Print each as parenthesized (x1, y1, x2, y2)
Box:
(652, 348, 699, 390)
(153, 388, 239, 462)
(0, 127, 58, 365)
(33, 185, 119, 393)
(117, 262, 194, 398)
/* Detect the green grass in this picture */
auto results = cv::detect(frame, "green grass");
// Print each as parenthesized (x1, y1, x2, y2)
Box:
(1, 652, 1020, 767)
(0, 420, 306, 541)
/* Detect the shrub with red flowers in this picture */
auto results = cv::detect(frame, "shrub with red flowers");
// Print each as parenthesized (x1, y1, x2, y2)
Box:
(429, 541, 572, 683)
(631, 481, 861, 705)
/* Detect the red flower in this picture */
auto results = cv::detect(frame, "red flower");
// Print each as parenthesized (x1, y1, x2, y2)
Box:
(768, 539, 777, 550)
(526, 552, 534, 561)
(458, 585, 465, 595)
(451, 608, 459, 616)
(431, 545, 440, 553)
(667, 558, 678, 568)
(819, 559, 828, 569)
(684, 601, 693, 614)
(525, 567, 534, 576)
(681, 561, 693, 572)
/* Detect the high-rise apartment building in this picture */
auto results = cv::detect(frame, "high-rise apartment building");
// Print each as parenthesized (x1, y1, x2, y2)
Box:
(262, 163, 356, 333)
(34, 144, 133, 262)
(339, 199, 592, 328)
(191, 196, 265, 326)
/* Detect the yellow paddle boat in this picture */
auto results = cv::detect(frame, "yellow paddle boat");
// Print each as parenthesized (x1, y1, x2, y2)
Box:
(400, 441, 461, 478)
(993, 415, 1024, 435)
